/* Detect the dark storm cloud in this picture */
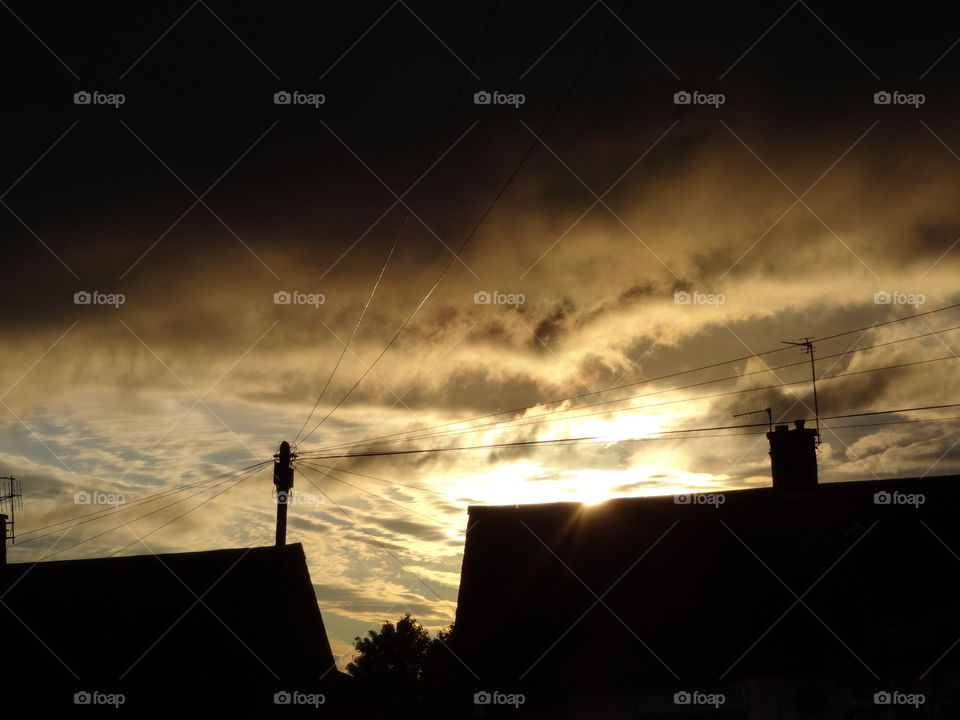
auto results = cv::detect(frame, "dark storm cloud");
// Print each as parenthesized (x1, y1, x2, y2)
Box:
(3, 4, 960, 522)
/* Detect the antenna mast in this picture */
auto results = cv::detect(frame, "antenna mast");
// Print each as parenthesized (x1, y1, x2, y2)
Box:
(733, 407, 772, 432)
(0, 475, 22, 565)
(782, 338, 821, 447)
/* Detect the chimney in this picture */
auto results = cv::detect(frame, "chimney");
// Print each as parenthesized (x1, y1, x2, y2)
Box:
(767, 419, 818, 493)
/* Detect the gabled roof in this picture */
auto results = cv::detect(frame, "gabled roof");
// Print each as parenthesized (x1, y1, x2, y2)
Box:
(2, 543, 345, 713)
(454, 475, 960, 689)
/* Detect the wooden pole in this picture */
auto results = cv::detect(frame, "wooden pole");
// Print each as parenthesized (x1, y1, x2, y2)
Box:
(273, 442, 294, 548)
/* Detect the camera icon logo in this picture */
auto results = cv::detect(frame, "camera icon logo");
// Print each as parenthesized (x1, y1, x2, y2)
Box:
(74, 491, 91, 504)
(474, 290, 491, 305)
(674, 290, 691, 304)
(474, 91, 491, 105)
(74, 691, 92, 704)
(73, 91, 91, 105)
(274, 291, 292, 305)
(873, 291, 891, 304)
(673, 91, 691, 105)
(274, 691, 292, 705)
(874, 691, 892, 705)
(674, 494, 691, 505)
(274, 91, 292, 105)
(874, 491, 891, 505)
(474, 691, 491, 705)
(74, 290, 92, 305)
(674, 691, 692, 704)
(874, 91, 892, 105)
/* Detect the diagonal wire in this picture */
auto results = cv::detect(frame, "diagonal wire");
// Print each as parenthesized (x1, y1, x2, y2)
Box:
(294, 0, 502, 448)
(307, 462, 472, 503)
(298, 302, 960, 454)
(298, 461, 459, 530)
(293, 232, 401, 445)
(298, 0, 636, 447)
(108, 464, 267, 556)
(300, 324, 960, 454)
(16, 460, 272, 541)
(36, 463, 267, 560)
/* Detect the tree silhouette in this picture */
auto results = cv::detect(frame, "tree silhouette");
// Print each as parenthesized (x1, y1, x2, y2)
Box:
(346, 614, 456, 712)
(347, 613, 433, 686)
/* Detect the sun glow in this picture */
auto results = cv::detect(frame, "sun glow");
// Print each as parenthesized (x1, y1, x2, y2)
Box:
(432, 408, 732, 507)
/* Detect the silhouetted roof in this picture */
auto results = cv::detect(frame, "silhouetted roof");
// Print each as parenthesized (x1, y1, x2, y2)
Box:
(1, 543, 346, 713)
(454, 475, 960, 692)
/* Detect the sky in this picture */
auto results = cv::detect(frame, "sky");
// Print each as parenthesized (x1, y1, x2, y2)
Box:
(3, 0, 960, 664)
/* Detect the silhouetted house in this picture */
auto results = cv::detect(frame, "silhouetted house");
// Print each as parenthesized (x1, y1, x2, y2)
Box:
(454, 421, 960, 718)
(1, 543, 350, 715)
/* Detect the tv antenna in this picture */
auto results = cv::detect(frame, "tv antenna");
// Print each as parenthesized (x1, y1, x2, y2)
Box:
(782, 337, 821, 447)
(0, 475, 23, 543)
(733, 407, 772, 432)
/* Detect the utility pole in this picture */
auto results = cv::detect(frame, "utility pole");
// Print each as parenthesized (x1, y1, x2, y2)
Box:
(273, 442, 296, 548)
(782, 338, 821, 448)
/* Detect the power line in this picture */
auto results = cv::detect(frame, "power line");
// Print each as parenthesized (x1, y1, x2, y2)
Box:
(298, 460, 460, 530)
(295, 0, 503, 448)
(298, 304, 960, 455)
(825, 414, 960, 431)
(297, 0, 638, 448)
(33, 463, 267, 560)
(818, 403, 960, 422)
(302, 461, 473, 503)
(293, 235, 401, 445)
(302, 402, 960, 459)
(16, 460, 272, 541)
(380, 351, 958, 445)
(814, 302, 960, 342)
(107, 464, 267, 557)
(292, 1, 504, 445)
(299, 342, 960, 455)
